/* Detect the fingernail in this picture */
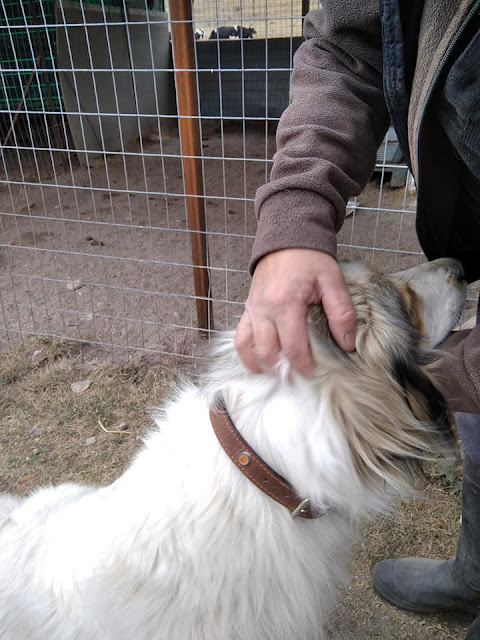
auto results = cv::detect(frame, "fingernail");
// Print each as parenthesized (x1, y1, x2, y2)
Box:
(344, 332, 355, 351)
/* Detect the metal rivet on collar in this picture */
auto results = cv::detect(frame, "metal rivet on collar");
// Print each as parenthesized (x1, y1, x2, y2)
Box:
(291, 498, 311, 519)
(237, 451, 250, 466)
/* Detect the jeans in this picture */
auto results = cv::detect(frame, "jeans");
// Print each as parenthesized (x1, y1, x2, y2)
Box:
(457, 299, 480, 462)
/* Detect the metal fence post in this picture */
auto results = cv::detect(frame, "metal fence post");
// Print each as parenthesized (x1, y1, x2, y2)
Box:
(170, 0, 213, 336)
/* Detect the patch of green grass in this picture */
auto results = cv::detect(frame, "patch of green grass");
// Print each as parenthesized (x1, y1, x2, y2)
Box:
(426, 458, 464, 495)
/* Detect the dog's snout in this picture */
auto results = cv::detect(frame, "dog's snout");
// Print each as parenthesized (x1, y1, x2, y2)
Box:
(431, 257, 462, 274)
(447, 259, 464, 282)
(392, 257, 465, 286)
(425, 257, 464, 279)
(439, 258, 466, 289)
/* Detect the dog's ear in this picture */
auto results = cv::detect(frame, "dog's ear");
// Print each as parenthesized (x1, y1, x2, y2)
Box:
(393, 355, 456, 451)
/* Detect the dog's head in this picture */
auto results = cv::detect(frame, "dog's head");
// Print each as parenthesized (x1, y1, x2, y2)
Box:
(306, 258, 466, 500)
(210, 258, 466, 515)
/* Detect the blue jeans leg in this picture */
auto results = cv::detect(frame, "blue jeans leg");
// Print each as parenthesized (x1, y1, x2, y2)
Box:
(456, 298, 480, 462)
(458, 413, 480, 463)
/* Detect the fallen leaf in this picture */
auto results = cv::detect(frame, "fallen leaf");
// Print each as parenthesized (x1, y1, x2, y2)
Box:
(71, 379, 91, 394)
(20, 473, 38, 484)
(32, 348, 48, 366)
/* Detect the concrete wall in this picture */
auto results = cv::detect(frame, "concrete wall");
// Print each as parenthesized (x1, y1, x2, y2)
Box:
(56, 1, 172, 165)
(195, 37, 303, 119)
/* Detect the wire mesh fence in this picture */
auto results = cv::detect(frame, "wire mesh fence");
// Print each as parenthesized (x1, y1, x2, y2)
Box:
(0, 0, 476, 361)
(192, 0, 305, 40)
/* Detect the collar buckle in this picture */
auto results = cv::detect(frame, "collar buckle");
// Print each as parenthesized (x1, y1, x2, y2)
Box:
(290, 498, 311, 518)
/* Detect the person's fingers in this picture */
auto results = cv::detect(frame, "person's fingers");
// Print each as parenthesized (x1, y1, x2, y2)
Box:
(318, 268, 356, 351)
(234, 312, 263, 374)
(276, 308, 315, 377)
(251, 317, 281, 372)
(235, 312, 281, 373)
(234, 249, 356, 377)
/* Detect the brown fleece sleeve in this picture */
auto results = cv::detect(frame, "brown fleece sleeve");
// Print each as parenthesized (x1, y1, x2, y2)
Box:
(435, 328, 480, 414)
(250, 0, 390, 273)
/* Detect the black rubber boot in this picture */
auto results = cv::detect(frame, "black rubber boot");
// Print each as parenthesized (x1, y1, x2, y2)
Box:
(373, 455, 480, 616)
(466, 613, 480, 640)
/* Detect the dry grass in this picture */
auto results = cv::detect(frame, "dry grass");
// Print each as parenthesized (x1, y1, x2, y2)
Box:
(327, 482, 471, 640)
(0, 337, 176, 493)
(0, 337, 472, 638)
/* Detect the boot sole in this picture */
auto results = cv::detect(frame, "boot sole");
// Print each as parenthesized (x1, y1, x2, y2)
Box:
(373, 583, 480, 616)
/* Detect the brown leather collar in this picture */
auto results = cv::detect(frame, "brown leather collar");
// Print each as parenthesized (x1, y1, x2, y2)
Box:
(209, 398, 325, 519)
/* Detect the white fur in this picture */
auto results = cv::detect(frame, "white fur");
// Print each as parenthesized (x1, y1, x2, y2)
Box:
(0, 259, 466, 640)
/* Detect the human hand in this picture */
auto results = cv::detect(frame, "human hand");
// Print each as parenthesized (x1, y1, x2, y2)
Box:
(234, 249, 356, 376)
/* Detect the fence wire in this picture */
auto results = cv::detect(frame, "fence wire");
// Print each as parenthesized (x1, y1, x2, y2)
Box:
(0, 0, 475, 360)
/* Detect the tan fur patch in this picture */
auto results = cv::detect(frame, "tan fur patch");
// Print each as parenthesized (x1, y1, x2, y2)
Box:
(399, 283, 425, 337)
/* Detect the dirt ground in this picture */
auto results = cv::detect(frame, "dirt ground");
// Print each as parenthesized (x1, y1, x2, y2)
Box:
(3, 118, 477, 359)
(0, 337, 475, 640)
(0, 120, 269, 356)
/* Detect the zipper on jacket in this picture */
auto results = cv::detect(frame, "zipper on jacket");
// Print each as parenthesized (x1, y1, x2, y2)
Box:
(416, 0, 480, 156)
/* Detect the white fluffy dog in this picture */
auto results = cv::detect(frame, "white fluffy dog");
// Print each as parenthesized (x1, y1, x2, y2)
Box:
(0, 259, 466, 640)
